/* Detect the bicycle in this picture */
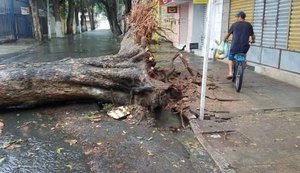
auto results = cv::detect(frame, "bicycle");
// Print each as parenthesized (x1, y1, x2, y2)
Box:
(231, 53, 246, 92)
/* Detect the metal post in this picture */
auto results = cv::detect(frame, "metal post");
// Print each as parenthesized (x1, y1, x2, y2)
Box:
(199, 0, 213, 120)
(47, 0, 51, 39)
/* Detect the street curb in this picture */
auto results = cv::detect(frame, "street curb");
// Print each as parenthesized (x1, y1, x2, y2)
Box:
(190, 120, 237, 173)
(0, 41, 43, 60)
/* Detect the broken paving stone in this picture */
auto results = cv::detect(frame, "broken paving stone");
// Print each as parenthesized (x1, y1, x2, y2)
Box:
(107, 106, 131, 119)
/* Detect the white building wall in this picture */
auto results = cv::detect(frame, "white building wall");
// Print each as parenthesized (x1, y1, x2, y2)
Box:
(186, 0, 224, 57)
(207, 0, 223, 58)
(178, 3, 189, 48)
(189, 4, 206, 55)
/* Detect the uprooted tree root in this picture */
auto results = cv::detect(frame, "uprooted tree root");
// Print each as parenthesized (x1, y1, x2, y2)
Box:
(129, 2, 208, 128)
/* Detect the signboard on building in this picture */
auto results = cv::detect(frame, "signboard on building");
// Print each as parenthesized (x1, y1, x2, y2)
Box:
(160, 0, 173, 5)
(167, 6, 177, 13)
(193, 0, 207, 4)
(21, 7, 30, 15)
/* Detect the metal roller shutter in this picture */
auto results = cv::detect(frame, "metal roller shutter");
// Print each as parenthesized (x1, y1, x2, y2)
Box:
(262, 0, 278, 48)
(179, 4, 189, 46)
(275, 0, 291, 49)
(253, 0, 264, 46)
(229, 0, 254, 26)
(288, 0, 300, 51)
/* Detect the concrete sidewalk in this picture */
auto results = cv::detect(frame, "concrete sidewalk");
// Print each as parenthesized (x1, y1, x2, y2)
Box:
(0, 38, 40, 59)
(184, 49, 300, 173)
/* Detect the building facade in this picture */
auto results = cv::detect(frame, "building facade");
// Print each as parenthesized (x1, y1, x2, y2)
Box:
(159, 0, 224, 56)
(0, 0, 33, 41)
(160, 0, 300, 87)
(227, 0, 300, 86)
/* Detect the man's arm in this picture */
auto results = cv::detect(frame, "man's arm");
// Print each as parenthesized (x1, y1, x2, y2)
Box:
(250, 34, 256, 43)
(224, 33, 231, 42)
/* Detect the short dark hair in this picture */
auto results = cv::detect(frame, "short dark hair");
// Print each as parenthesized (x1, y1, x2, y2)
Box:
(235, 11, 246, 19)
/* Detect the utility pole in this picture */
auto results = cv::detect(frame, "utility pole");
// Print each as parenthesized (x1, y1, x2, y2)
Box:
(199, 0, 213, 120)
(47, 0, 51, 39)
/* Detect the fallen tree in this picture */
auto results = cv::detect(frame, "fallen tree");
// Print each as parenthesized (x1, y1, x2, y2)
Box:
(0, 2, 173, 109)
(0, 32, 171, 109)
(0, 1, 205, 125)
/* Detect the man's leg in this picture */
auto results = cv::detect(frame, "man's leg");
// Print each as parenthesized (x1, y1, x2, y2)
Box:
(228, 60, 233, 75)
(226, 54, 234, 80)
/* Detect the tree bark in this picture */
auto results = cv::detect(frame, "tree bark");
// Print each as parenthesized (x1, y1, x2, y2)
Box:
(0, 30, 170, 109)
(123, 0, 132, 14)
(29, 0, 43, 41)
(66, 0, 75, 34)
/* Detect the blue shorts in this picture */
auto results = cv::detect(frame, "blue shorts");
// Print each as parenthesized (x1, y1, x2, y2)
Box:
(228, 53, 246, 61)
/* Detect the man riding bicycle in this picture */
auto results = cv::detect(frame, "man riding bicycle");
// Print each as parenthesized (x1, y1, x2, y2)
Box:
(224, 11, 255, 80)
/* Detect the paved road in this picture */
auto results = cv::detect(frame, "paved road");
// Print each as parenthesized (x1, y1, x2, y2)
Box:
(0, 29, 120, 63)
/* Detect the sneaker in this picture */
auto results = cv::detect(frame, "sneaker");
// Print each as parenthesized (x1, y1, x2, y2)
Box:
(226, 75, 233, 80)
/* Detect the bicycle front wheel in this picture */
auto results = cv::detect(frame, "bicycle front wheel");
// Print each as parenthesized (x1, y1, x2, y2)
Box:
(235, 63, 244, 92)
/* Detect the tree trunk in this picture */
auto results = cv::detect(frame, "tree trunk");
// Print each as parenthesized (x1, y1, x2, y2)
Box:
(52, 0, 63, 37)
(66, 0, 75, 34)
(0, 29, 170, 109)
(123, 0, 132, 14)
(29, 0, 43, 41)
(80, 0, 87, 32)
(104, 0, 122, 36)
(75, 6, 80, 33)
(89, 7, 95, 30)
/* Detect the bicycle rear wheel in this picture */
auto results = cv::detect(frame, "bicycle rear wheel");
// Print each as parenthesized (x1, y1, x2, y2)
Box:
(234, 63, 244, 92)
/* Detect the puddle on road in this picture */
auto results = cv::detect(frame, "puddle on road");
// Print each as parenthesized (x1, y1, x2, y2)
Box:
(155, 110, 189, 129)
(0, 109, 89, 173)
